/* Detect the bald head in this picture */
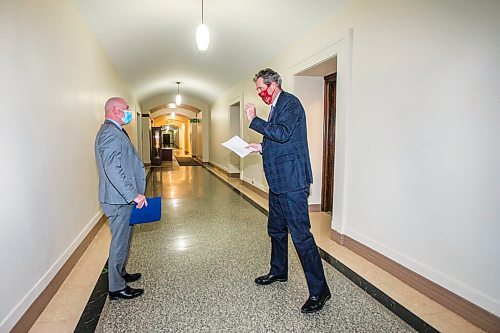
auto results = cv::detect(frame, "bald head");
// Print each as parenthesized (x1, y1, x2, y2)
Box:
(104, 97, 129, 124)
(105, 97, 127, 114)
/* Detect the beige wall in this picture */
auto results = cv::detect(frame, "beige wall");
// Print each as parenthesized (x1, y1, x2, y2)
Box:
(0, 0, 139, 331)
(141, 116, 152, 164)
(153, 115, 191, 153)
(196, 112, 203, 159)
(209, 0, 500, 316)
(142, 94, 210, 161)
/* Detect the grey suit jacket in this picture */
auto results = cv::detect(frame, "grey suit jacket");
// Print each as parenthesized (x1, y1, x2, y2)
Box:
(95, 120, 146, 204)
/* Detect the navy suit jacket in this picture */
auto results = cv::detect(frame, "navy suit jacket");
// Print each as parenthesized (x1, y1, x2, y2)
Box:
(250, 91, 313, 194)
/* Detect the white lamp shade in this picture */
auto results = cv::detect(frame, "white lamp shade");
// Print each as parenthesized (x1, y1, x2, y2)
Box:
(196, 23, 210, 51)
(175, 94, 182, 105)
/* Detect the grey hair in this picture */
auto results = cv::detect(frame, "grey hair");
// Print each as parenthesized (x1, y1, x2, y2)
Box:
(253, 68, 282, 88)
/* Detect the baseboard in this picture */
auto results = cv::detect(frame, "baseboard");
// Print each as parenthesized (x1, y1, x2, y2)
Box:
(208, 163, 240, 179)
(208, 162, 229, 177)
(330, 229, 500, 333)
(308, 204, 321, 212)
(6, 213, 105, 333)
(240, 179, 268, 199)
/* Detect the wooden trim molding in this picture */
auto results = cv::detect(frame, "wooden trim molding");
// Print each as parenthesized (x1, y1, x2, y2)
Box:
(208, 162, 230, 177)
(330, 229, 500, 333)
(208, 163, 240, 179)
(12, 216, 106, 333)
(308, 204, 321, 212)
(330, 228, 345, 244)
(240, 179, 268, 200)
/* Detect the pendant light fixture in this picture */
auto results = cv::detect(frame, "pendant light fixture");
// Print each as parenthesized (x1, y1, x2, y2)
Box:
(175, 81, 182, 105)
(196, 0, 210, 51)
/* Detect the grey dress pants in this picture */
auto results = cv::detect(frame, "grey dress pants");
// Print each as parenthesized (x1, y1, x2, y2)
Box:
(101, 203, 133, 292)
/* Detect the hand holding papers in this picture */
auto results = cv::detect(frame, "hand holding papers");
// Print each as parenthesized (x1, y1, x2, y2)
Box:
(221, 136, 257, 158)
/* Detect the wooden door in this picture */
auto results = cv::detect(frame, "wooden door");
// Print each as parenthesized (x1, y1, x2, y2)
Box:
(321, 73, 337, 212)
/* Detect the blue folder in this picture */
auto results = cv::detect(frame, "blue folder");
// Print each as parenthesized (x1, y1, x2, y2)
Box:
(130, 196, 162, 225)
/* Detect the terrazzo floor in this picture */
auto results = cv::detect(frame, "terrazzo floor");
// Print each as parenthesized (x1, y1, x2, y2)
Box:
(95, 166, 415, 333)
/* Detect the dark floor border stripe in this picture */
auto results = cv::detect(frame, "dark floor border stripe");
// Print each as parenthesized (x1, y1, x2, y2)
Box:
(204, 165, 438, 333)
(75, 168, 155, 332)
(318, 249, 438, 333)
(77, 166, 438, 332)
(74, 263, 109, 333)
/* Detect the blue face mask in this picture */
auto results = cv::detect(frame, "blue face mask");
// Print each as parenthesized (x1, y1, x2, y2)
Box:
(121, 110, 133, 125)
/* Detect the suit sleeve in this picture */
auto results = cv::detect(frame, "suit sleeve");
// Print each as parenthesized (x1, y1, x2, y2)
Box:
(98, 131, 138, 203)
(249, 98, 299, 143)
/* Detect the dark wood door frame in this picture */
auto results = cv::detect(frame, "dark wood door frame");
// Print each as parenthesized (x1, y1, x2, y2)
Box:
(321, 73, 337, 212)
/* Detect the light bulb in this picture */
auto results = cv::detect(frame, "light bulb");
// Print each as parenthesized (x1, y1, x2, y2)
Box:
(196, 24, 210, 51)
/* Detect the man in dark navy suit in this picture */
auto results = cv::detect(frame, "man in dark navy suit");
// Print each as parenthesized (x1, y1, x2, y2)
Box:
(245, 68, 330, 313)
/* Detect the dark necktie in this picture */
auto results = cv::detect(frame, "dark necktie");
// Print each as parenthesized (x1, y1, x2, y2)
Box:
(268, 105, 275, 121)
(122, 128, 130, 140)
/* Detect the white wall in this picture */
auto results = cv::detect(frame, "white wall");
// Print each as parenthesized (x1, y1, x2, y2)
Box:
(210, 84, 269, 191)
(0, 0, 139, 331)
(294, 77, 325, 204)
(209, 0, 500, 316)
(150, 108, 197, 120)
(141, 94, 209, 117)
(228, 103, 242, 173)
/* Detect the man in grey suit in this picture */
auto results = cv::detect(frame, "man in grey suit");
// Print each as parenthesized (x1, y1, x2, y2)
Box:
(95, 97, 147, 300)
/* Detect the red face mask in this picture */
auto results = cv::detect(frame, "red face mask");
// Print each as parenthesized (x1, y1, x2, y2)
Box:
(258, 84, 276, 105)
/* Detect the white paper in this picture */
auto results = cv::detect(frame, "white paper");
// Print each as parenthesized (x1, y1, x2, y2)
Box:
(221, 135, 257, 158)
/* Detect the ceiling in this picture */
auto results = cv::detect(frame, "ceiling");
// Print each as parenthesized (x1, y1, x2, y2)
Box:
(74, 0, 349, 105)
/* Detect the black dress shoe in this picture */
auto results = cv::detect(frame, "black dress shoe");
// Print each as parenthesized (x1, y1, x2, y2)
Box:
(109, 286, 144, 300)
(122, 272, 142, 283)
(301, 289, 331, 313)
(254, 273, 288, 285)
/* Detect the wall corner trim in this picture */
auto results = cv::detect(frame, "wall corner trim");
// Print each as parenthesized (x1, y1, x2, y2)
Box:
(329, 229, 500, 333)
(5, 213, 105, 333)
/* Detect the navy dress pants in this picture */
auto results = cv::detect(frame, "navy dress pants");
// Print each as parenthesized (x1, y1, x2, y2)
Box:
(268, 188, 328, 296)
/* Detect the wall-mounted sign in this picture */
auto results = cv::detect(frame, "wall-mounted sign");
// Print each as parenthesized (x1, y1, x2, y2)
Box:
(190, 118, 201, 123)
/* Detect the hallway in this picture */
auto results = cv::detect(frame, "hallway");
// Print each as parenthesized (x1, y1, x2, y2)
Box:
(93, 166, 413, 332)
(3, 1, 500, 332)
